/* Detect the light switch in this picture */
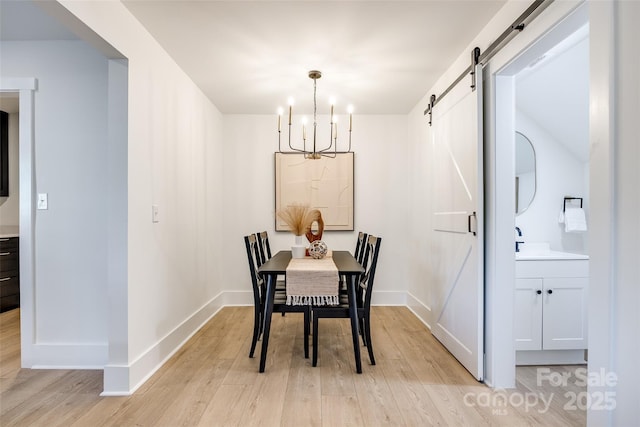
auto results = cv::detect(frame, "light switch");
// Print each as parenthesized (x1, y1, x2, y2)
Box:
(152, 205, 159, 223)
(37, 193, 48, 210)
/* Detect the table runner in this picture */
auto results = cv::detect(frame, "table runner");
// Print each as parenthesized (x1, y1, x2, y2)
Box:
(286, 251, 339, 305)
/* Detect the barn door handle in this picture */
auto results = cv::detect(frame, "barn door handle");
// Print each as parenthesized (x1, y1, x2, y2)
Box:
(468, 212, 477, 236)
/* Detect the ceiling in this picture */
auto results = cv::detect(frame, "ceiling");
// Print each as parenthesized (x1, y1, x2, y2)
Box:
(516, 24, 589, 162)
(1, 0, 507, 115)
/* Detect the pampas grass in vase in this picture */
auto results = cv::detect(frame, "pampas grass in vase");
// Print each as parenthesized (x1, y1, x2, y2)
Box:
(277, 203, 314, 258)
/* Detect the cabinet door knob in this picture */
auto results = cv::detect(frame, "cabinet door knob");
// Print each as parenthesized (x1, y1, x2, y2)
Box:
(536, 290, 542, 295)
(547, 289, 553, 294)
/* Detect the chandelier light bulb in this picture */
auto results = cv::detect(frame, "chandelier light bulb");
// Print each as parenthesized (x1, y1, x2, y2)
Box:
(287, 98, 294, 125)
(348, 104, 354, 131)
(302, 116, 307, 140)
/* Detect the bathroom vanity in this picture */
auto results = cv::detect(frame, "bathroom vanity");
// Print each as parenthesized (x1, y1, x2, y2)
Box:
(514, 246, 588, 365)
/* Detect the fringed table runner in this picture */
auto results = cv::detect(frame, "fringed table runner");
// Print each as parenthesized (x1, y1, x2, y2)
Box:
(286, 251, 339, 305)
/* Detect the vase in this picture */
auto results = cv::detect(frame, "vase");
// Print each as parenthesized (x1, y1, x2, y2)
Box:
(291, 234, 307, 258)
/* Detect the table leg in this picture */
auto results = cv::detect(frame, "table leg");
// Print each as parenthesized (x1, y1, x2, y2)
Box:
(347, 274, 362, 374)
(259, 273, 275, 373)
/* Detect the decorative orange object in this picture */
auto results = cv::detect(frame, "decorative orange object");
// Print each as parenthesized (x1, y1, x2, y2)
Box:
(305, 210, 324, 255)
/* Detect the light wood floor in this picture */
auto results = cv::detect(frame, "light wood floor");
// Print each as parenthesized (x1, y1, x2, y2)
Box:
(0, 307, 585, 426)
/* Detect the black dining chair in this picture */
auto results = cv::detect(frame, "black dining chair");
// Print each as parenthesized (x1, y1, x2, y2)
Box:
(354, 231, 368, 265)
(244, 234, 310, 359)
(312, 235, 382, 367)
(256, 230, 287, 317)
(256, 230, 272, 265)
(340, 232, 367, 291)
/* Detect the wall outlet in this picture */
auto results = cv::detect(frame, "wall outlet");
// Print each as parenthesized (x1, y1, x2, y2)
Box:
(37, 193, 48, 210)
(152, 205, 159, 223)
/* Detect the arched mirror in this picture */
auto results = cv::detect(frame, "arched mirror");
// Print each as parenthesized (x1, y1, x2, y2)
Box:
(515, 131, 536, 214)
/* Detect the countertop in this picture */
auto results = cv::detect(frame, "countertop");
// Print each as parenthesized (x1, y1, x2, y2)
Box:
(0, 226, 19, 238)
(516, 251, 589, 260)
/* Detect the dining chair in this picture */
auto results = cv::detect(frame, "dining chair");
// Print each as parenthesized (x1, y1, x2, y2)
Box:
(256, 231, 272, 265)
(354, 231, 368, 264)
(343, 231, 368, 293)
(340, 232, 367, 290)
(312, 235, 382, 367)
(244, 234, 310, 359)
(256, 230, 287, 318)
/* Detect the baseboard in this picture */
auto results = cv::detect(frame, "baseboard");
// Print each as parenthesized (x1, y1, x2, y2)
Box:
(516, 350, 587, 366)
(222, 290, 254, 306)
(28, 343, 107, 369)
(371, 290, 406, 306)
(405, 292, 432, 330)
(102, 292, 226, 395)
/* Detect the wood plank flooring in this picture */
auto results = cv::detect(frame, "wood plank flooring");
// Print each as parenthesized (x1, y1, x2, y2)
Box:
(0, 307, 585, 426)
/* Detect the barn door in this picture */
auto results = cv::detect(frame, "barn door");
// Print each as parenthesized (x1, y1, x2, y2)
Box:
(430, 64, 484, 380)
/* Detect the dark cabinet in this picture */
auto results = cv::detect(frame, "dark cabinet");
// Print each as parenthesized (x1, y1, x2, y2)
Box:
(0, 237, 19, 312)
(0, 111, 8, 197)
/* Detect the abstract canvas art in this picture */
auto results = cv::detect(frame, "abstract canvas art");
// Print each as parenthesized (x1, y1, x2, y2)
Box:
(275, 152, 354, 231)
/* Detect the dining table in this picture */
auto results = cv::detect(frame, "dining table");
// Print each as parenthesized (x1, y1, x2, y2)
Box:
(257, 250, 365, 373)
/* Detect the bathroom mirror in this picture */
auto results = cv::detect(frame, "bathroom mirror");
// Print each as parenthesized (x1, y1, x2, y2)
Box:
(515, 131, 536, 214)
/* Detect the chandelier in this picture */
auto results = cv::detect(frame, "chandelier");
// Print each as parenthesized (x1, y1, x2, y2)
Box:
(277, 70, 353, 159)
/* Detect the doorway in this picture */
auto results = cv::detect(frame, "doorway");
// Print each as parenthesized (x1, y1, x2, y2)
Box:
(0, 93, 21, 314)
(0, 80, 37, 366)
(494, 3, 589, 384)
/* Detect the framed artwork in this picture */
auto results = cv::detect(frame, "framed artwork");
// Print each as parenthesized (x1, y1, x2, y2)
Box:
(275, 152, 354, 231)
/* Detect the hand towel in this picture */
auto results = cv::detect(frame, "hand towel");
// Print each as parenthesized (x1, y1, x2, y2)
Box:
(564, 207, 587, 232)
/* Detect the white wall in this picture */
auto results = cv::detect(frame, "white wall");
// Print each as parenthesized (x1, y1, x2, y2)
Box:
(589, 1, 640, 425)
(0, 112, 19, 225)
(66, 2, 224, 394)
(515, 111, 588, 254)
(0, 0, 228, 394)
(406, 97, 433, 321)
(0, 40, 110, 363)
(222, 114, 409, 305)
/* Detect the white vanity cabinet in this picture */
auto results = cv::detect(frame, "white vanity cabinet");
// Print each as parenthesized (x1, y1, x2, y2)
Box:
(515, 257, 588, 364)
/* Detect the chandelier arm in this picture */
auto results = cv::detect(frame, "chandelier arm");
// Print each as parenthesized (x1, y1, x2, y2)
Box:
(277, 69, 352, 158)
(287, 145, 307, 154)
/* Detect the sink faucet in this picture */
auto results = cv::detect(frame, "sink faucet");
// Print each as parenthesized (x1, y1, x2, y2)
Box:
(515, 227, 524, 252)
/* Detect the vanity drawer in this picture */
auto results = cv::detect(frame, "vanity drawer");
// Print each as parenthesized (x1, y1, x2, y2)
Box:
(516, 259, 589, 278)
